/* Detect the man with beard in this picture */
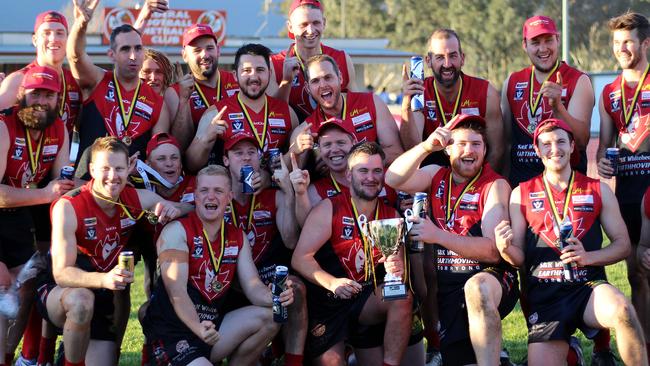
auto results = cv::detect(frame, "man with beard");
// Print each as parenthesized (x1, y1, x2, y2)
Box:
(503, 16, 594, 187)
(304, 55, 403, 164)
(0, 11, 81, 139)
(0, 66, 74, 366)
(292, 142, 412, 366)
(38, 137, 189, 366)
(271, 0, 358, 121)
(143, 164, 294, 366)
(67, 0, 173, 180)
(385, 114, 518, 366)
(186, 43, 304, 172)
(400, 29, 504, 171)
(496, 118, 648, 366)
(597, 12, 650, 361)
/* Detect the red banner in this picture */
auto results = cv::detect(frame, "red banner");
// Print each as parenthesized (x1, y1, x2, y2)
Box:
(102, 8, 227, 46)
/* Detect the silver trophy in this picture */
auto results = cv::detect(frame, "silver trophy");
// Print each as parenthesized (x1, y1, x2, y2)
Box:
(359, 215, 408, 301)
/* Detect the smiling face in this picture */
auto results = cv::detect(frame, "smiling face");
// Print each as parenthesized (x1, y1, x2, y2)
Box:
(90, 150, 130, 200)
(427, 36, 464, 88)
(307, 60, 342, 110)
(236, 54, 269, 100)
(33, 21, 67, 65)
(534, 128, 574, 173)
(287, 6, 325, 49)
(447, 128, 486, 180)
(612, 28, 649, 70)
(346, 153, 384, 201)
(19, 89, 58, 131)
(183, 36, 219, 80)
(318, 127, 355, 173)
(524, 33, 560, 72)
(194, 173, 232, 223)
(146, 143, 182, 185)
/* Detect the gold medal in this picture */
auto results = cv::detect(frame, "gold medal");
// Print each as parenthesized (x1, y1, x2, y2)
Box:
(122, 135, 132, 146)
(211, 278, 223, 292)
(26, 182, 38, 189)
(146, 212, 158, 225)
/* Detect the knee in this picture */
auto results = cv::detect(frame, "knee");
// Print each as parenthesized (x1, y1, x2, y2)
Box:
(613, 298, 638, 328)
(255, 306, 281, 335)
(62, 288, 95, 324)
(464, 275, 496, 312)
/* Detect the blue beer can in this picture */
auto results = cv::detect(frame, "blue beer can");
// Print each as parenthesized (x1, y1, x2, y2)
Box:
(410, 56, 425, 111)
(272, 265, 289, 323)
(60, 166, 74, 180)
(241, 165, 255, 194)
(606, 147, 620, 176)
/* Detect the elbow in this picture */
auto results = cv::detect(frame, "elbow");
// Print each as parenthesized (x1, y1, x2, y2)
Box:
(384, 170, 401, 189)
(291, 253, 304, 276)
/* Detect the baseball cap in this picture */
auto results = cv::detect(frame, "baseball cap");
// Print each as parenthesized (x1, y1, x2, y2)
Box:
(223, 131, 258, 152)
(146, 132, 181, 156)
(34, 11, 68, 34)
(316, 118, 356, 139)
(182, 24, 217, 47)
(523, 15, 559, 40)
(22, 66, 60, 93)
(533, 118, 580, 166)
(287, 0, 323, 39)
(446, 114, 486, 131)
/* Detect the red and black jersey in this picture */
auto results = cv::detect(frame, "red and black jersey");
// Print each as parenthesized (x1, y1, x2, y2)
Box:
(312, 175, 398, 208)
(57, 181, 143, 272)
(1, 107, 65, 188)
(271, 44, 351, 120)
(519, 172, 606, 306)
(161, 175, 196, 204)
(21, 61, 82, 137)
(506, 62, 587, 186)
(172, 70, 239, 127)
(306, 92, 378, 143)
(602, 73, 650, 205)
(644, 185, 650, 219)
(429, 164, 510, 294)
(321, 190, 397, 282)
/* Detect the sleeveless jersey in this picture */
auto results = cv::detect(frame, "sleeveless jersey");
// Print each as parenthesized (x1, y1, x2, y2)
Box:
(172, 69, 239, 127)
(519, 172, 606, 305)
(306, 92, 378, 143)
(645, 186, 650, 219)
(58, 181, 143, 272)
(1, 107, 65, 188)
(506, 62, 587, 186)
(602, 73, 650, 204)
(323, 191, 397, 282)
(429, 164, 511, 294)
(271, 44, 351, 120)
(312, 176, 398, 208)
(21, 61, 82, 136)
(77, 71, 163, 167)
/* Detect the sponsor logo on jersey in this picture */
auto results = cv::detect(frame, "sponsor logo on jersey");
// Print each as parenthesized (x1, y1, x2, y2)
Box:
(342, 216, 355, 226)
(611, 98, 621, 112)
(572, 194, 594, 204)
(229, 113, 245, 120)
(531, 199, 544, 212)
(428, 108, 436, 120)
(460, 107, 480, 116)
(226, 89, 238, 97)
(42, 144, 58, 156)
(135, 101, 153, 115)
(269, 118, 286, 128)
(232, 120, 244, 132)
(435, 180, 445, 199)
(642, 91, 650, 100)
(529, 191, 545, 199)
(224, 246, 239, 257)
(253, 210, 272, 220)
(327, 189, 338, 197)
(14, 138, 25, 146)
(515, 82, 529, 89)
(351, 112, 371, 126)
(425, 101, 435, 108)
(85, 226, 97, 240)
(181, 193, 195, 203)
(11, 146, 23, 160)
(120, 217, 136, 229)
(461, 193, 480, 203)
(192, 236, 204, 258)
(514, 88, 524, 101)
(68, 91, 79, 101)
(341, 225, 354, 240)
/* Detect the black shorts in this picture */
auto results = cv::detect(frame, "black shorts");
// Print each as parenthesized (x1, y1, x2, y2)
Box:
(620, 203, 642, 244)
(36, 282, 118, 341)
(438, 267, 519, 361)
(527, 281, 604, 343)
(148, 315, 225, 366)
(29, 203, 53, 245)
(0, 208, 36, 268)
(355, 299, 424, 349)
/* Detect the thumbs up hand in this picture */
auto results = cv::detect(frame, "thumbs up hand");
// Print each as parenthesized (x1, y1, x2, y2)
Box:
(541, 71, 563, 110)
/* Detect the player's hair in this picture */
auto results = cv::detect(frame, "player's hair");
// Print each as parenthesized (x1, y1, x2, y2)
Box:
(90, 136, 129, 163)
(197, 165, 232, 190)
(110, 24, 141, 51)
(536, 125, 575, 144)
(234, 43, 272, 71)
(305, 54, 341, 81)
(144, 48, 174, 91)
(347, 141, 385, 169)
(429, 28, 463, 54)
(452, 119, 488, 147)
(608, 12, 650, 41)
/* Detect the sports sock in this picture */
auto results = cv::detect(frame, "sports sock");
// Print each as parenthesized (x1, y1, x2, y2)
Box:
(21, 306, 41, 360)
(566, 346, 578, 366)
(64, 359, 85, 366)
(593, 329, 611, 352)
(424, 328, 440, 349)
(284, 353, 303, 366)
(37, 336, 56, 365)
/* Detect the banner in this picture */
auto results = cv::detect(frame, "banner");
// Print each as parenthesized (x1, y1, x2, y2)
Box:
(102, 7, 227, 46)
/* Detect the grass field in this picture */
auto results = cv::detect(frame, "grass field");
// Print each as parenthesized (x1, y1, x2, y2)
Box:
(115, 253, 632, 365)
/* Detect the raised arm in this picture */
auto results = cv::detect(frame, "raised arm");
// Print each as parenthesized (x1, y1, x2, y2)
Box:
(274, 156, 298, 250)
(185, 106, 227, 173)
(373, 94, 404, 164)
(344, 53, 359, 91)
(133, 0, 169, 33)
(68, 0, 105, 93)
(398, 63, 426, 150)
(548, 73, 594, 149)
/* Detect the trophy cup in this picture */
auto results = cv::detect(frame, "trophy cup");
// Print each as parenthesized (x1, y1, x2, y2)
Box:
(359, 216, 408, 301)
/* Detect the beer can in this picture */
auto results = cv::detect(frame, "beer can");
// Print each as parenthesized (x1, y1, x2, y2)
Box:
(558, 218, 575, 282)
(240, 165, 255, 194)
(268, 148, 282, 188)
(272, 266, 289, 323)
(410, 192, 428, 252)
(60, 166, 74, 180)
(410, 56, 425, 111)
(606, 147, 620, 176)
(118, 251, 134, 273)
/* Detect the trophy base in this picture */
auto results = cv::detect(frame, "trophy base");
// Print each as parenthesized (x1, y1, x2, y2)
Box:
(382, 283, 407, 301)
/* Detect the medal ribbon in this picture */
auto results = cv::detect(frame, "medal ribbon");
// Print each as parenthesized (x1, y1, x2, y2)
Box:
(24, 129, 44, 182)
(228, 196, 256, 230)
(621, 63, 650, 128)
(203, 219, 226, 279)
(58, 72, 66, 118)
(433, 76, 464, 126)
(329, 173, 342, 193)
(528, 61, 559, 118)
(237, 94, 268, 150)
(194, 71, 221, 107)
(112, 73, 141, 136)
(445, 167, 483, 226)
(350, 198, 379, 285)
(541, 170, 575, 229)
(292, 44, 323, 81)
(90, 190, 148, 221)
(320, 95, 347, 122)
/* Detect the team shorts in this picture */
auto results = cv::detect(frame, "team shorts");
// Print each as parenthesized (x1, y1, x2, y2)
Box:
(350, 298, 424, 349)
(620, 203, 642, 244)
(0, 208, 36, 268)
(439, 267, 519, 366)
(527, 281, 605, 343)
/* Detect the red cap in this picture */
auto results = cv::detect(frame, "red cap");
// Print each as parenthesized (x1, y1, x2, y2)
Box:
(146, 132, 181, 156)
(223, 131, 258, 152)
(317, 118, 356, 139)
(523, 15, 559, 40)
(182, 24, 217, 47)
(446, 114, 486, 131)
(533, 118, 580, 167)
(287, 0, 322, 39)
(22, 65, 60, 93)
(34, 11, 68, 34)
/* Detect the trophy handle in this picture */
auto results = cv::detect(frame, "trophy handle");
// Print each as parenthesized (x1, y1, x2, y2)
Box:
(358, 214, 368, 235)
(404, 209, 414, 232)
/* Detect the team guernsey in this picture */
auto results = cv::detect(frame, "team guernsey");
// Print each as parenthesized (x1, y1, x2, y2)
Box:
(519, 172, 606, 306)
(76, 71, 163, 168)
(22, 61, 82, 136)
(601, 72, 650, 205)
(312, 175, 398, 208)
(507, 62, 587, 185)
(271, 44, 350, 120)
(306, 92, 378, 143)
(1, 107, 65, 188)
(172, 69, 239, 127)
